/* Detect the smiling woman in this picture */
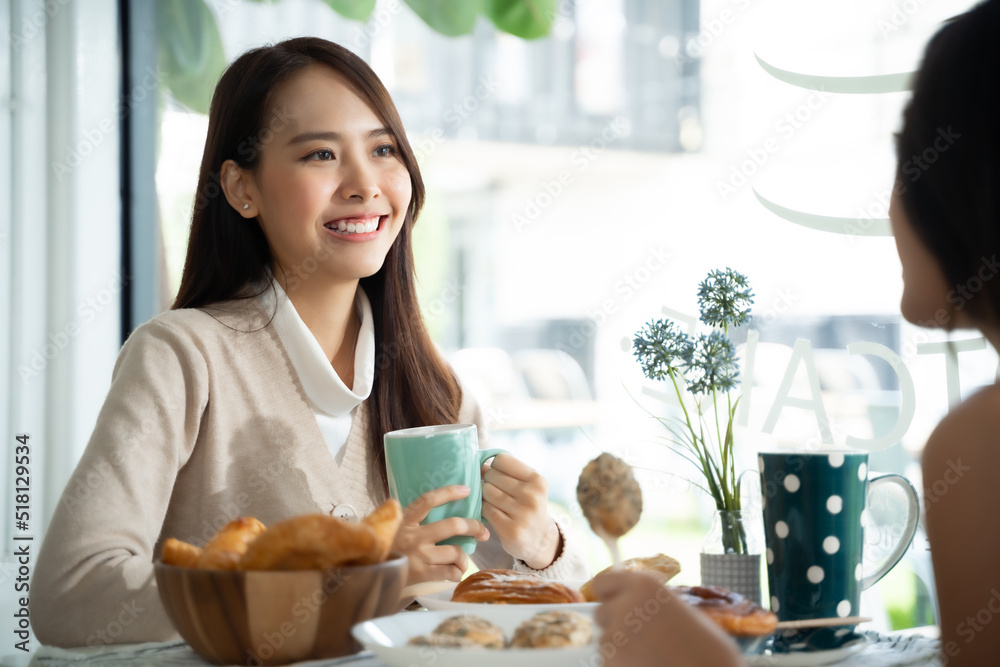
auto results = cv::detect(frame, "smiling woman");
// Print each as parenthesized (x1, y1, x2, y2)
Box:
(28, 37, 588, 649)
(218, 65, 413, 314)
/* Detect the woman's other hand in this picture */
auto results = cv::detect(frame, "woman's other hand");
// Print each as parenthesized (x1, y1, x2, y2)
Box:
(592, 570, 744, 667)
(481, 453, 561, 570)
(391, 485, 490, 585)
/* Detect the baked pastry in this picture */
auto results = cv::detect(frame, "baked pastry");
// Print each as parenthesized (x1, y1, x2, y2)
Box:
(161, 537, 203, 568)
(576, 453, 642, 539)
(579, 553, 682, 602)
(195, 517, 267, 570)
(509, 610, 593, 648)
(160, 500, 403, 571)
(240, 514, 377, 570)
(425, 615, 505, 648)
(451, 569, 585, 605)
(361, 499, 403, 564)
(671, 585, 778, 637)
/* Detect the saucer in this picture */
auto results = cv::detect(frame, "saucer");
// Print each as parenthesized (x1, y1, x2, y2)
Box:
(748, 627, 868, 666)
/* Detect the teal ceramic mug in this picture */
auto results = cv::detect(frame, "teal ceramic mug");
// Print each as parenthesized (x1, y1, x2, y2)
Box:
(384, 424, 507, 555)
(759, 451, 919, 623)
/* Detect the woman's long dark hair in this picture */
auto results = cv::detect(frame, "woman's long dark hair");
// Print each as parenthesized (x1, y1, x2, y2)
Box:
(895, 0, 1000, 323)
(173, 37, 462, 489)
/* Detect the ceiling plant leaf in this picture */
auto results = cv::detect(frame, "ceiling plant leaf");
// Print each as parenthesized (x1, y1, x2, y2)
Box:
(320, 0, 377, 21)
(157, 0, 228, 115)
(403, 0, 482, 36)
(483, 0, 557, 39)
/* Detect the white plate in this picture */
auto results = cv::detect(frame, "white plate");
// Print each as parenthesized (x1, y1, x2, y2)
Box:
(747, 637, 869, 666)
(351, 607, 599, 667)
(416, 580, 596, 612)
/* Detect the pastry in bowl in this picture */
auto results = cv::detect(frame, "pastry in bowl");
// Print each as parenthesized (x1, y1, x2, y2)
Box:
(155, 500, 406, 665)
(451, 569, 585, 604)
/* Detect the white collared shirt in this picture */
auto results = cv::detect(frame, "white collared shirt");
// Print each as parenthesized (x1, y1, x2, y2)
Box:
(260, 281, 376, 464)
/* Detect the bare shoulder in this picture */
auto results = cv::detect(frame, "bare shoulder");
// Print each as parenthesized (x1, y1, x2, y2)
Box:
(923, 384, 1000, 469)
(922, 384, 1000, 664)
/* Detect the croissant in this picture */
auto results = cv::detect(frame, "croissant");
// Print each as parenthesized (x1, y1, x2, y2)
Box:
(238, 501, 404, 571)
(196, 517, 267, 570)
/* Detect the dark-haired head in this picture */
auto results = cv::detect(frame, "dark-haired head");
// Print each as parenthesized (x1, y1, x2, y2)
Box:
(173, 37, 425, 309)
(894, 0, 1000, 327)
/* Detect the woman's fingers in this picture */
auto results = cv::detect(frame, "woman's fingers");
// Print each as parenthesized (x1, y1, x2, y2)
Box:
(402, 537, 470, 584)
(422, 544, 469, 569)
(394, 488, 490, 586)
(486, 453, 535, 480)
(420, 516, 490, 543)
(402, 485, 470, 524)
(481, 480, 516, 518)
(483, 455, 547, 510)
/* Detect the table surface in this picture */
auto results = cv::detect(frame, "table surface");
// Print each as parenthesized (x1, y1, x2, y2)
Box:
(16, 626, 942, 667)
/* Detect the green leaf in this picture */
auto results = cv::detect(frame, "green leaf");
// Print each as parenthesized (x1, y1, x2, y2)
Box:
(320, 0, 376, 22)
(483, 0, 557, 39)
(404, 0, 482, 36)
(157, 0, 228, 115)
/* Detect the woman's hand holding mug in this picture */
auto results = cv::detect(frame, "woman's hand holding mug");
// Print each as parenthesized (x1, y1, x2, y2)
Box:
(391, 484, 490, 585)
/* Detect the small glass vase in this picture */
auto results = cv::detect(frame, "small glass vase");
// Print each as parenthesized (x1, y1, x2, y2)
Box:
(700, 510, 763, 604)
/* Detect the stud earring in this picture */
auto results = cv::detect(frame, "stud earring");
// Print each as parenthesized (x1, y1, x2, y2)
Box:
(243, 203, 250, 210)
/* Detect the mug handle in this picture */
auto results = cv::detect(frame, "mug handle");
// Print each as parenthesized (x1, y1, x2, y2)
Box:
(860, 473, 920, 590)
(479, 448, 509, 466)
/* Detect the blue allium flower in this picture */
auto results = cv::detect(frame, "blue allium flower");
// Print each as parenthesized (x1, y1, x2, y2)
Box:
(684, 330, 739, 395)
(632, 319, 692, 381)
(697, 268, 754, 329)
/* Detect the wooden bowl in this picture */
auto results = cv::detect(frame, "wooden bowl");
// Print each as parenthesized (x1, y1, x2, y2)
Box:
(154, 553, 407, 665)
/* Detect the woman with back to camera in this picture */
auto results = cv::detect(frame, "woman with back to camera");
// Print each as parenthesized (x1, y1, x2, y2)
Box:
(592, 1, 1000, 665)
(30, 37, 587, 647)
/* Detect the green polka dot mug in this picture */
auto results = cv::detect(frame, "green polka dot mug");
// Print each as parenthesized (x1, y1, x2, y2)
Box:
(759, 451, 919, 622)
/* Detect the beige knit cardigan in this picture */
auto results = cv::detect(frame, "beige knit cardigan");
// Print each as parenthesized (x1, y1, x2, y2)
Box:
(30, 299, 589, 648)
